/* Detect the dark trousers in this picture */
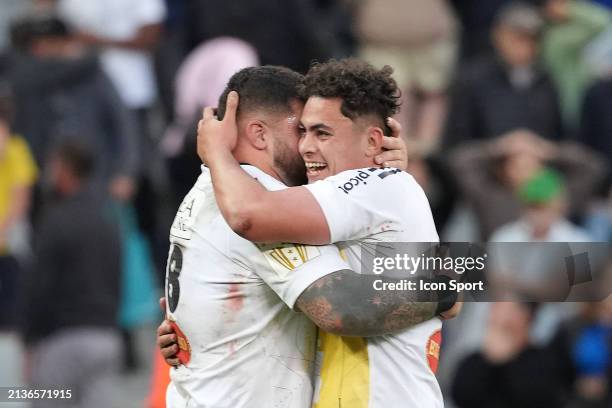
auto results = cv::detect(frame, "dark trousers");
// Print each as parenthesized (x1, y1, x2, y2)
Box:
(0, 255, 20, 329)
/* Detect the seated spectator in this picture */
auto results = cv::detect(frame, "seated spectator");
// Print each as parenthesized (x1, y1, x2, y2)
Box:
(21, 141, 121, 407)
(540, 0, 611, 130)
(445, 2, 564, 146)
(451, 129, 605, 239)
(0, 89, 36, 329)
(452, 302, 565, 408)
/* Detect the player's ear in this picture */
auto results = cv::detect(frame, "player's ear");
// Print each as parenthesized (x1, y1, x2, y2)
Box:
(245, 120, 267, 150)
(365, 126, 385, 157)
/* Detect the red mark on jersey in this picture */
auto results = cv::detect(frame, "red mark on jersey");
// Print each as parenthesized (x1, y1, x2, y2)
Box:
(170, 321, 192, 365)
(426, 330, 442, 374)
(227, 283, 244, 312)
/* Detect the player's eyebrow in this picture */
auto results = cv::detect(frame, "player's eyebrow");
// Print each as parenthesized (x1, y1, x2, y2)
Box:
(306, 123, 333, 132)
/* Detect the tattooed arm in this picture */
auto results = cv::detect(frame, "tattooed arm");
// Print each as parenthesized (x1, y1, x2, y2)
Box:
(296, 270, 439, 337)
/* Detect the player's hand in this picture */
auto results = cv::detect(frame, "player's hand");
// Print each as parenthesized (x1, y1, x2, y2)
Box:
(440, 301, 463, 320)
(197, 91, 239, 164)
(376, 118, 408, 170)
(157, 319, 180, 367)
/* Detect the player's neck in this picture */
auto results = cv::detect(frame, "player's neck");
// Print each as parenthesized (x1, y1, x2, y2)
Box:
(234, 149, 284, 184)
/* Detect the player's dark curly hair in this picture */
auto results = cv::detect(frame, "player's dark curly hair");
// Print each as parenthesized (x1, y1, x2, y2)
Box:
(299, 58, 401, 134)
(217, 66, 304, 120)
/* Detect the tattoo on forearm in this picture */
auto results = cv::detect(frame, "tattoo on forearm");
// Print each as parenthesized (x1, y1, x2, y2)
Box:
(296, 270, 437, 337)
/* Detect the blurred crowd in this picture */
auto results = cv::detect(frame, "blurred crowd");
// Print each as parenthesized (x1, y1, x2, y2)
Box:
(1, 0, 612, 407)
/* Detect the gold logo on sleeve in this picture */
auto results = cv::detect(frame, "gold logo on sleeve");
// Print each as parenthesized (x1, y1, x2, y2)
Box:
(257, 243, 321, 275)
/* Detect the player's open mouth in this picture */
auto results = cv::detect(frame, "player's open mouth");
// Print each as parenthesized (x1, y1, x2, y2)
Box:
(305, 162, 328, 177)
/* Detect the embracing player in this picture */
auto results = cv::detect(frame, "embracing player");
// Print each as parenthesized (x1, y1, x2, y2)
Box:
(160, 65, 457, 408)
(197, 59, 458, 408)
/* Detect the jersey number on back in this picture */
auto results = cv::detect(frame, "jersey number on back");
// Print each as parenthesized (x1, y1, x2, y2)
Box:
(166, 244, 183, 313)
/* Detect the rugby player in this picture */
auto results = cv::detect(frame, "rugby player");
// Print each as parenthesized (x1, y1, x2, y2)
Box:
(159, 65, 456, 408)
(196, 59, 455, 407)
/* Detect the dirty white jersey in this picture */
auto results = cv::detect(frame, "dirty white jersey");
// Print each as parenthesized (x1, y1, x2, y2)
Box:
(304, 168, 444, 408)
(165, 165, 349, 408)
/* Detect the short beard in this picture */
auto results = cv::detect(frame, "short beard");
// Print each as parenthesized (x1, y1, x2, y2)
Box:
(273, 138, 307, 187)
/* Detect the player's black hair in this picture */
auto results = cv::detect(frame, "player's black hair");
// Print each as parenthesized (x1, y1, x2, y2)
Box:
(217, 66, 304, 120)
(55, 141, 95, 181)
(299, 58, 401, 135)
(10, 15, 70, 51)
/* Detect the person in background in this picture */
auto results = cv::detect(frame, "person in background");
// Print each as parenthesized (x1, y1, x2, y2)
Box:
(580, 75, 612, 191)
(549, 297, 612, 408)
(451, 129, 605, 240)
(0, 89, 36, 329)
(449, 0, 514, 60)
(539, 0, 611, 130)
(452, 302, 566, 408)
(356, 0, 457, 151)
(490, 167, 592, 242)
(21, 141, 121, 408)
(54, 0, 167, 276)
(183, 0, 332, 74)
(7, 15, 138, 204)
(445, 2, 564, 147)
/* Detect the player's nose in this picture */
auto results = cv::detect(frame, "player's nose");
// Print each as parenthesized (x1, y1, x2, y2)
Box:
(298, 132, 317, 156)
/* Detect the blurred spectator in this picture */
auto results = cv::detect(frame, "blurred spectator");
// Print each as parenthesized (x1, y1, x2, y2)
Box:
(21, 141, 121, 407)
(451, 129, 605, 239)
(550, 299, 612, 408)
(488, 169, 591, 342)
(6, 15, 138, 203)
(356, 0, 457, 150)
(449, 0, 513, 59)
(184, 0, 333, 74)
(445, 2, 564, 147)
(540, 0, 612, 130)
(56, 0, 165, 113)
(155, 0, 190, 122)
(161, 37, 259, 206)
(452, 302, 565, 408)
(55, 0, 167, 253)
(0, 90, 36, 329)
(580, 77, 612, 189)
(490, 168, 592, 242)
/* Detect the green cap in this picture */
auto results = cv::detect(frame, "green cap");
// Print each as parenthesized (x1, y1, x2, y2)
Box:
(518, 168, 564, 204)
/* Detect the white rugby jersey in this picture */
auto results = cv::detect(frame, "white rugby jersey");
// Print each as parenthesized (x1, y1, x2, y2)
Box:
(304, 167, 443, 408)
(165, 165, 349, 408)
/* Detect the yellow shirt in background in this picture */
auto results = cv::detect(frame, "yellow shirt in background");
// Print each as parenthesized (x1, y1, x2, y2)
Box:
(0, 136, 38, 254)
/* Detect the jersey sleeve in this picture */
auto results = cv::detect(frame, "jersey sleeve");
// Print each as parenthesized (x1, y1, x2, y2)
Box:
(254, 243, 350, 309)
(304, 168, 407, 243)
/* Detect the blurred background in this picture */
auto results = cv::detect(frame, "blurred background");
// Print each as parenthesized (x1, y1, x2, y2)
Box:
(1, 0, 612, 407)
